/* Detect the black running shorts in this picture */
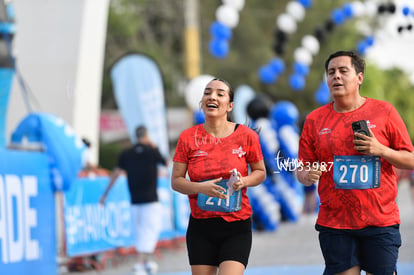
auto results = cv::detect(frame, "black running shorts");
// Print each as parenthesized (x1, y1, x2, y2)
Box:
(186, 215, 252, 267)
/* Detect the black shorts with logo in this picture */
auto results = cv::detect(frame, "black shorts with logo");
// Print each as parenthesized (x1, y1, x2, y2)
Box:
(186, 215, 252, 267)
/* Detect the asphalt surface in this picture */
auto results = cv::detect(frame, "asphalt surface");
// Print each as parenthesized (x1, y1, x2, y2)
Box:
(61, 180, 414, 275)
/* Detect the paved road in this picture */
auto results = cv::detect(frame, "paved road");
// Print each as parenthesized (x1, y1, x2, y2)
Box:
(62, 181, 414, 275)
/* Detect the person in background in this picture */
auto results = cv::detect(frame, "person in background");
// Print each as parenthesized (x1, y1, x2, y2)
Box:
(297, 50, 414, 275)
(100, 126, 167, 275)
(171, 78, 266, 275)
(79, 137, 110, 178)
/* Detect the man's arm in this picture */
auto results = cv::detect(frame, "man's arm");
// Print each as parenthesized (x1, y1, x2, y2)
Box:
(295, 163, 326, 186)
(296, 166, 322, 186)
(99, 167, 123, 204)
(379, 148, 414, 170)
(354, 129, 414, 169)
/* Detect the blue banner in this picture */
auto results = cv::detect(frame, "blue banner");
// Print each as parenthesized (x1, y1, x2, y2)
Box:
(172, 191, 190, 237)
(0, 148, 56, 275)
(110, 54, 169, 157)
(157, 174, 179, 241)
(63, 176, 135, 256)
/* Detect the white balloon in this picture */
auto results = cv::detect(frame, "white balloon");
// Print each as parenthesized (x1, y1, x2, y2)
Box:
(279, 125, 299, 156)
(350, 1, 365, 17)
(259, 192, 272, 205)
(223, 0, 245, 11)
(286, 1, 306, 22)
(294, 47, 313, 66)
(216, 4, 240, 29)
(301, 35, 320, 55)
(185, 75, 215, 111)
(255, 118, 279, 153)
(364, 1, 378, 18)
(233, 85, 256, 125)
(276, 13, 297, 34)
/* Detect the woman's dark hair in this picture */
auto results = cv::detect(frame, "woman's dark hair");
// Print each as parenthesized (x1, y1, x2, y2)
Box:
(324, 50, 365, 74)
(211, 77, 234, 102)
(205, 77, 235, 122)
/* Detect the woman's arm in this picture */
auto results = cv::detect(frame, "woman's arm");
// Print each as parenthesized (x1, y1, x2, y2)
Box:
(245, 160, 267, 187)
(231, 160, 266, 191)
(171, 161, 227, 199)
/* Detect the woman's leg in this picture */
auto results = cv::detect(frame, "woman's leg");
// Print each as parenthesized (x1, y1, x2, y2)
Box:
(218, 260, 245, 275)
(191, 264, 218, 275)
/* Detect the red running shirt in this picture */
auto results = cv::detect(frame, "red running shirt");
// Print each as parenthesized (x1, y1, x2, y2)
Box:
(299, 98, 414, 229)
(173, 124, 263, 221)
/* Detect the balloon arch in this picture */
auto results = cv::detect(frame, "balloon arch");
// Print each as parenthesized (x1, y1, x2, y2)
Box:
(208, 0, 412, 104)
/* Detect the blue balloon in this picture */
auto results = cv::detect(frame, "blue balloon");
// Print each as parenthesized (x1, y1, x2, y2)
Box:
(5, 2, 15, 20)
(356, 41, 368, 55)
(289, 74, 305, 91)
(293, 62, 309, 76)
(209, 38, 229, 58)
(0, 22, 15, 34)
(332, 8, 345, 25)
(258, 65, 277, 84)
(315, 81, 330, 105)
(365, 36, 374, 46)
(402, 6, 410, 16)
(320, 80, 329, 93)
(342, 3, 354, 19)
(193, 110, 205, 124)
(269, 58, 285, 75)
(210, 21, 232, 40)
(270, 101, 299, 127)
(298, 0, 312, 9)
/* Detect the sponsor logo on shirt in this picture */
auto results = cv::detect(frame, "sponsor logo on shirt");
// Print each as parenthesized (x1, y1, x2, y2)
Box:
(232, 146, 246, 158)
(319, 128, 332, 135)
(194, 150, 208, 157)
(367, 120, 376, 129)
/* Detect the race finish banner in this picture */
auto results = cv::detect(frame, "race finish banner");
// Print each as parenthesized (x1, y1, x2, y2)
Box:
(63, 176, 135, 256)
(0, 149, 56, 275)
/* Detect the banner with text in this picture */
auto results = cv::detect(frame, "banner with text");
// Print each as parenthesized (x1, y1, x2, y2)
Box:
(63, 176, 135, 256)
(110, 53, 169, 158)
(0, 149, 56, 275)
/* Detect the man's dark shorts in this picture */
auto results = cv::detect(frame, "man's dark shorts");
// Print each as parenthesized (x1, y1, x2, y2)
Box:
(316, 224, 401, 275)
